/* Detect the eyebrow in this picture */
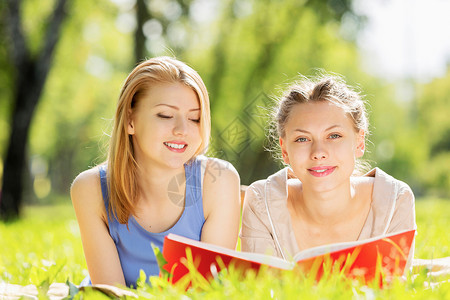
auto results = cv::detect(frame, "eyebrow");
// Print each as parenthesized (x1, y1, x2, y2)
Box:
(154, 104, 200, 111)
(293, 125, 342, 134)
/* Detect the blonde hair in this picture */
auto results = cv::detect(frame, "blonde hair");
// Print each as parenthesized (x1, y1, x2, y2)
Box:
(107, 56, 210, 223)
(271, 73, 370, 174)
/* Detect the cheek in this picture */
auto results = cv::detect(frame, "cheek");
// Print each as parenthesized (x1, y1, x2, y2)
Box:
(190, 123, 202, 137)
(189, 124, 203, 147)
(287, 144, 309, 161)
(349, 143, 361, 160)
(139, 120, 169, 140)
(333, 142, 356, 159)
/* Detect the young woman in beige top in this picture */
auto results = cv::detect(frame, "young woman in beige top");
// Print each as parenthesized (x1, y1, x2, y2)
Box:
(240, 75, 416, 268)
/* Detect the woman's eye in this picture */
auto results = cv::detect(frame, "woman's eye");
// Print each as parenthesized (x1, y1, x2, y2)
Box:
(329, 133, 342, 139)
(157, 113, 172, 119)
(295, 137, 309, 143)
(189, 118, 200, 123)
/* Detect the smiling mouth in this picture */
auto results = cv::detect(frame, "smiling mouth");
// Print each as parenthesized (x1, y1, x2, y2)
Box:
(308, 166, 336, 177)
(164, 142, 187, 153)
(164, 142, 187, 149)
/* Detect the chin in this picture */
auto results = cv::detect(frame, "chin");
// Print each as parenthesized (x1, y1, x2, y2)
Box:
(164, 160, 187, 169)
(165, 155, 192, 169)
(314, 185, 338, 193)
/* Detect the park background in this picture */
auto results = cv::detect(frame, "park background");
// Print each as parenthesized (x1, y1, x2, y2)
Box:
(0, 0, 449, 296)
(1, 0, 450, 217)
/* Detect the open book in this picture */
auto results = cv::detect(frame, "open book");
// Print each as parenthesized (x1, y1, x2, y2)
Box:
(162, 229, 415, 285)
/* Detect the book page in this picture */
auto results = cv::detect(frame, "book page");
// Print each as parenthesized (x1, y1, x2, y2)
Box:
(167, 234, 294, 269)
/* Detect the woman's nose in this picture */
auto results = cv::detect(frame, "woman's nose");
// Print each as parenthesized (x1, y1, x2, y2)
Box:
(311, 142, 328, 160)
(173, 117, 188, 136)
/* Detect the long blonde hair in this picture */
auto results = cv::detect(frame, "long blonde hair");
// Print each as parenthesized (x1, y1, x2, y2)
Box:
(107, 56, 210, 223)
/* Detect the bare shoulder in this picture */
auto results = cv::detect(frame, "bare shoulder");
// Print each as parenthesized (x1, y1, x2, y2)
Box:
(70, 166, 104, 211)
(71, 167, 101, 195)
(203, 157, 240, 187)
(198, 157, 241, 248)
(201, 157, 240, 214)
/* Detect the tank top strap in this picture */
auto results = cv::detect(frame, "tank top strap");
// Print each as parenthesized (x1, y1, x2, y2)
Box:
(98, 164, 112, 220)
(184, 157, 204, 219)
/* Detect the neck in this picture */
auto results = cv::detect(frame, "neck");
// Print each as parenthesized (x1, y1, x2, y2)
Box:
(135, 162, 186, 203)
(293, 180, 355, 225)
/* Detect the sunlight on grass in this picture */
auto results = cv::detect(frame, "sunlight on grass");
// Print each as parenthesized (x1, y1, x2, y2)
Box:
(0, 197, 449, 298)
(0, 203, 87, 286)
(415, 198, 450, 258)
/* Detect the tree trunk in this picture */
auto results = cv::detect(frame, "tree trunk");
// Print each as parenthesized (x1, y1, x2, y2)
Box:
(1, 62, 38, 218)
(134, 0, 151, 63)
(0, 0, 69, 221)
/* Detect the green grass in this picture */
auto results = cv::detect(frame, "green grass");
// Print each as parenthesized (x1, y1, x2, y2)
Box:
(1, 197, 449, 299)
(0, 203, 87, 285)
(415, 198, 450, 259)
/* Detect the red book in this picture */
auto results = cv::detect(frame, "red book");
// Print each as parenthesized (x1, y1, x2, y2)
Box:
(162, 229, 415, 285)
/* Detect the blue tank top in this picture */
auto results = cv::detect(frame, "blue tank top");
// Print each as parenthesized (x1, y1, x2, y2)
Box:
(85, 157, 205, 287)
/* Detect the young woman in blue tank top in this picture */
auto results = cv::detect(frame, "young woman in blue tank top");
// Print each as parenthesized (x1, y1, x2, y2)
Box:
(70, 57, 241, 288)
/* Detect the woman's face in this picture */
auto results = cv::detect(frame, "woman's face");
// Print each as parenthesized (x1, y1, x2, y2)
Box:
(128, 82, 202, 170)
(279, 101, 365, 192)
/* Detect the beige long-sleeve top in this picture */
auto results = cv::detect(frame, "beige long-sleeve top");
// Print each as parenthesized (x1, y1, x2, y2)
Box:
(240, 167, 416, 264)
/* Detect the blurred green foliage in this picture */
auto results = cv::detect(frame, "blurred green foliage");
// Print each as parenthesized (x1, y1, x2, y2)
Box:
(0, 0, 449, 204)
(415, 70, 450, 196)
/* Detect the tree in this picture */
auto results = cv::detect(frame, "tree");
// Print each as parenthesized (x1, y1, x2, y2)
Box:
(134, 0, 151, 63)
(133, 0, 192, 63)
(0, 0, 70, 220)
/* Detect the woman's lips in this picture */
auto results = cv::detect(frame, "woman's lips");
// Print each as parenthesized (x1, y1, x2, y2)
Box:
(164, 142, 187, 153)
(307, 166, 336, 177)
